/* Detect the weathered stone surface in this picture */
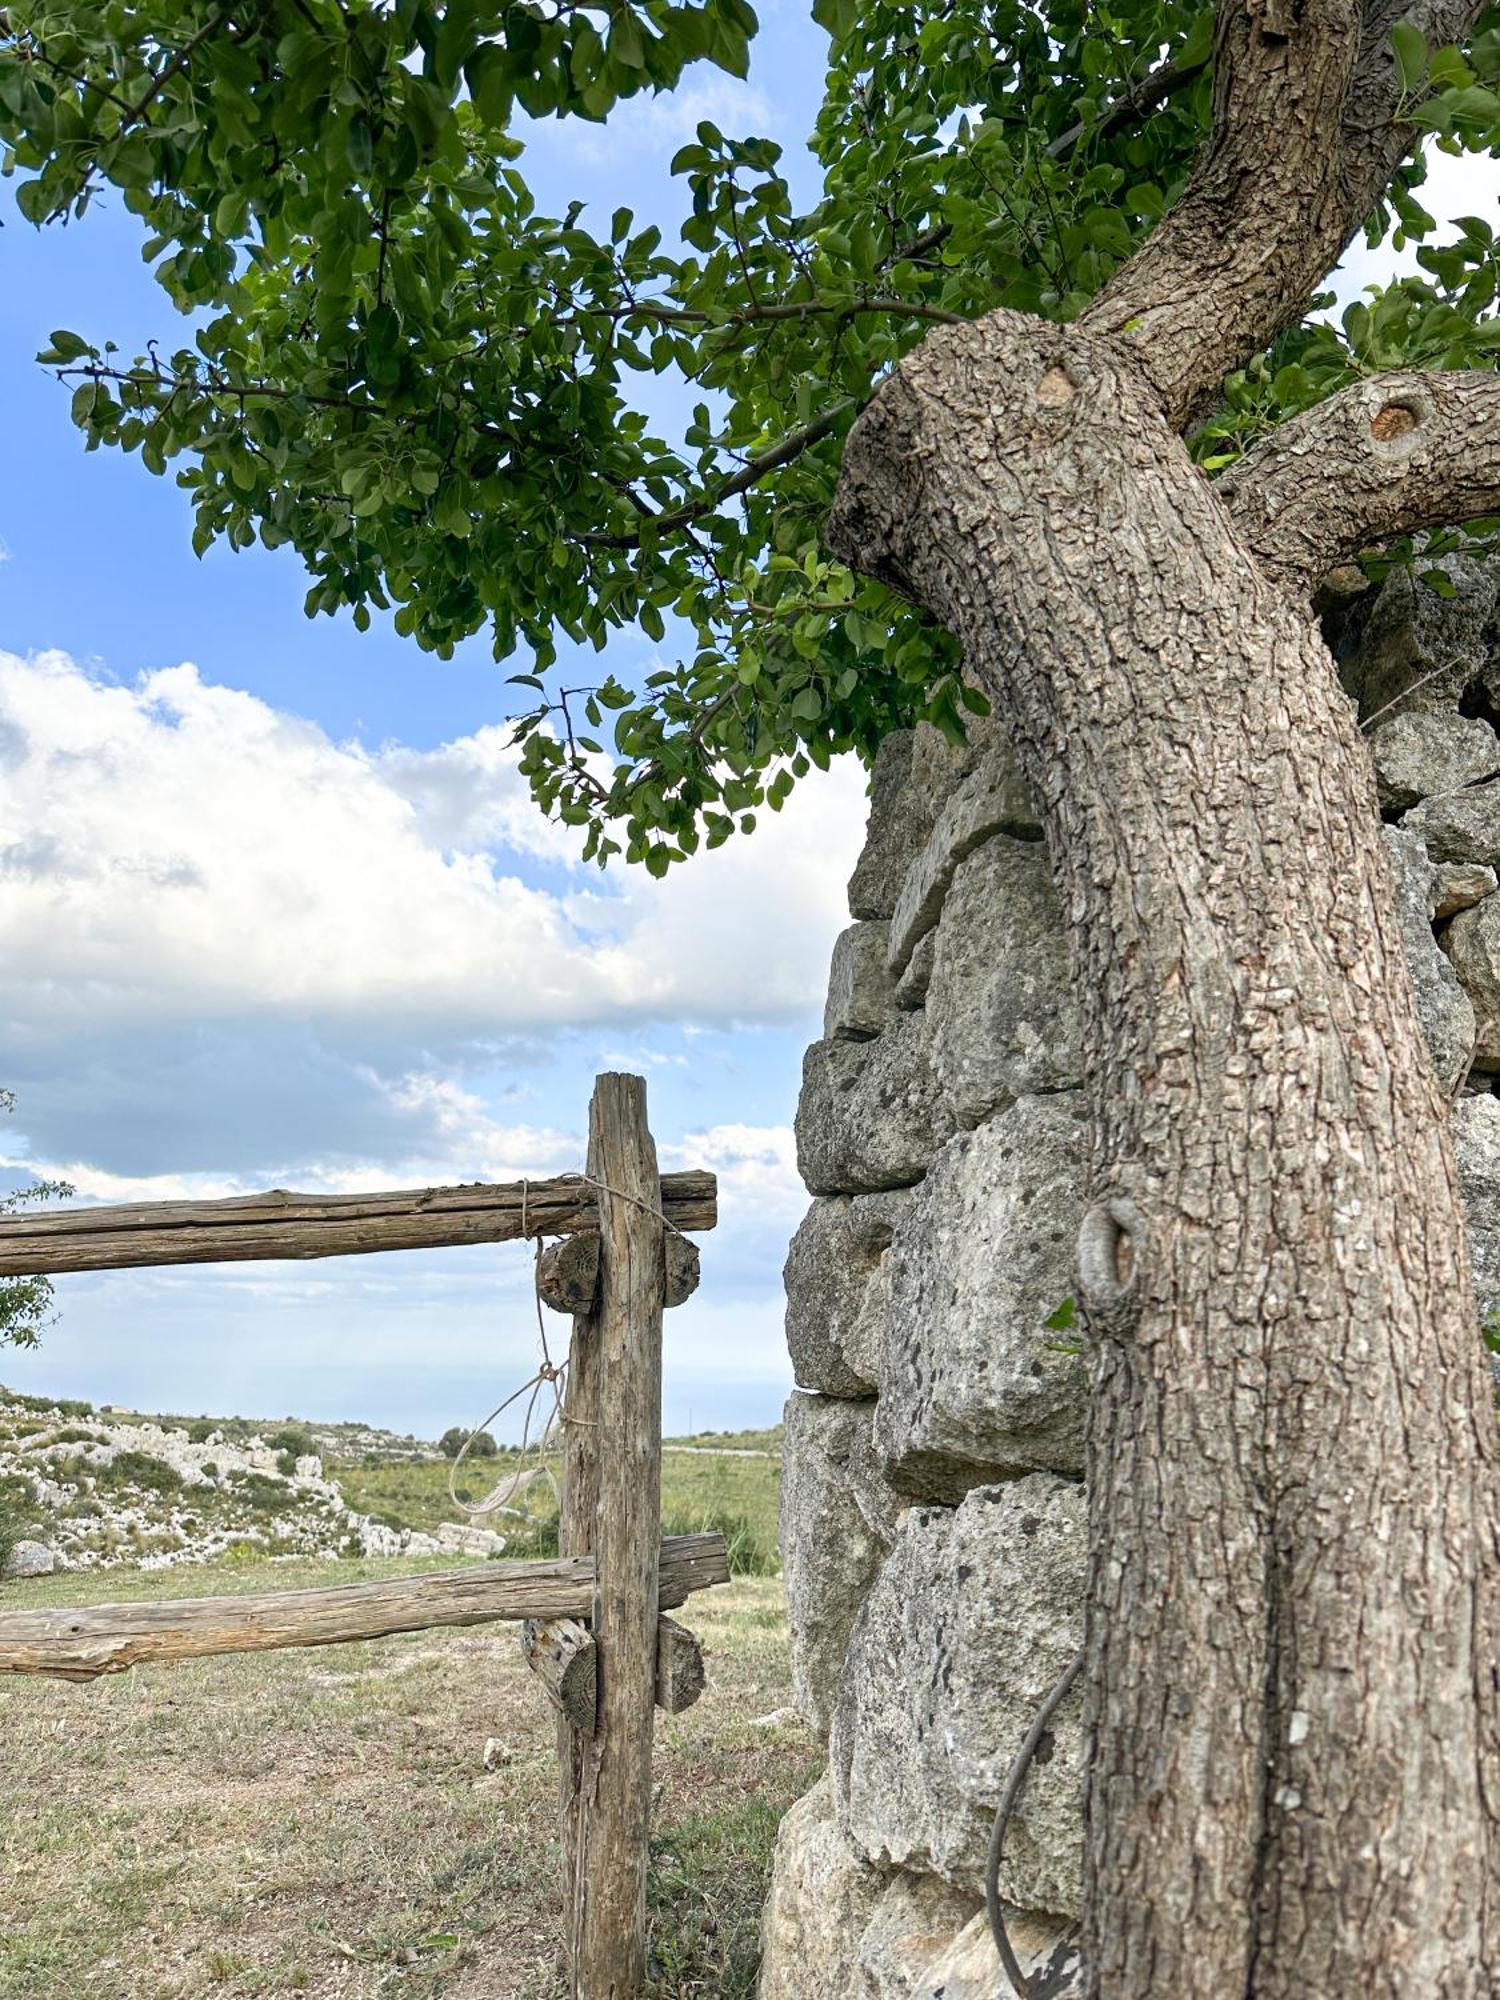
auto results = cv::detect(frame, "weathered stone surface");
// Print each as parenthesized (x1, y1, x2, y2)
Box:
(1434, 861, 1499, 919)
(2, 1538, 56, 1579)
(855, 1869, 982, 1994)
(878, 1098, 1087, 1498)
(925, 840, 1082, 1125)
(888, 749, 1044, 979)
(1384, 826, 1476, 1089)
(1406, 783, 1500, 868)
(849, 732, 926, 922)
(826, 922, 897, 1040)
(1454, 1093, 1500, 1324)
(909, 708, 1004, 803)
(916, 1911, 1083, 1999)
(782, 1393, 898, 1736)
(796, 1017, 956, 1196)
(784, 1191, 910, 1396)
(759, 1780, 1074, 2000)
(832, 1476, 1086, 1918)
(1339, 557, 1500, 724)
(1369, 709, 1500, 810)
(758, 1778, 886, 2000)
(1444, 891, 1500, 1071)
(894, 928, 936, 1011)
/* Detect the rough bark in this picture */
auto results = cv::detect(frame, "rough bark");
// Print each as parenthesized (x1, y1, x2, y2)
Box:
(1222, 369, 1500, 590)
(1080, 0, 1489, 425)
(559, 1073, 666, 2000)
(827, 308, 1500, 1996)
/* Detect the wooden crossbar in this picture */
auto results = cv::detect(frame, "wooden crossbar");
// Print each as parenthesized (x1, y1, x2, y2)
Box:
(0, 1171, 718, 1276)
(0, 1532, 730, 1682)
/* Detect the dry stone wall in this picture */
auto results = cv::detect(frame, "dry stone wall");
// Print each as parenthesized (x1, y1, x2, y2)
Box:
(760, 558, 1500, 1997)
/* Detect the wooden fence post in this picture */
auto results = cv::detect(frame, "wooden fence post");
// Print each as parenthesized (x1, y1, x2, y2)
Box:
(557, 1072, 665, 1999)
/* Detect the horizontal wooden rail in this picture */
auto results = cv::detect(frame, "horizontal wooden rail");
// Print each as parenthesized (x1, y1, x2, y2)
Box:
(0, 1532, 731, 1682)
(0, 1171, 718, 1276)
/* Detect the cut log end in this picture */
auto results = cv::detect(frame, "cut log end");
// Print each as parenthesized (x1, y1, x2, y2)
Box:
(537, 1234, 601, 1315)
(665, 1235, 700, 1308)
(522, 1616, 597, 1731)
(655, 1615, 706, 1715)
(537, 1231, 698, 1315)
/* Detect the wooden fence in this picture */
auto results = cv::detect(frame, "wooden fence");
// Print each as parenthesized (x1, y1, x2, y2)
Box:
(0, 1072, 725, 1999)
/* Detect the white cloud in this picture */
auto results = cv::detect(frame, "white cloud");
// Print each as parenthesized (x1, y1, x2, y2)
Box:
(0, 649, 863, 1045)
(664, 1121, 804, 1234)
(559, 78, 780, 168)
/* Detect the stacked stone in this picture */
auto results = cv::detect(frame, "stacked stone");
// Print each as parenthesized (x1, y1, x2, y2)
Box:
(760, 557, 1500, 1999)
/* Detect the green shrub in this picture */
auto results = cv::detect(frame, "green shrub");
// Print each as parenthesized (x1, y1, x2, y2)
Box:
(100, 1450, 183, 1495)
(270, 1427, 314, 1460)
(0, 1471, 44, 1574)
(185, 1419, 218, 1443)
(231, 1471, 302, 1516)
(4, 1392, 92, 1419)
(439, 1426, 497, 1460)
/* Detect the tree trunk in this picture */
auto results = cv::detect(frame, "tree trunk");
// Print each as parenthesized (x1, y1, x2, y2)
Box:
(828, 309, 1500, 1996)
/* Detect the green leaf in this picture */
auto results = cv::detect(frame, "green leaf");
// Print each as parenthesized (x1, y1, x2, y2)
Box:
(1392, 20, 1428, 92)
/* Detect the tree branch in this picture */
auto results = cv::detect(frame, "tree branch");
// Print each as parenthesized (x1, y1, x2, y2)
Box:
(1079, 0, 1488, 430)
(576, 402, 853, 550)
(1221, 369, 1500, 589)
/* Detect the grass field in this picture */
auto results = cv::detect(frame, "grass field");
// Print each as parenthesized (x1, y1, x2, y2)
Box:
(334, 1434, 782, 1577)
(0, 1553, 814, 1999)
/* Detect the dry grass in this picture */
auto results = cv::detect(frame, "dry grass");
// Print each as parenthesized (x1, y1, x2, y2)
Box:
(0, 1556, 815, 1999)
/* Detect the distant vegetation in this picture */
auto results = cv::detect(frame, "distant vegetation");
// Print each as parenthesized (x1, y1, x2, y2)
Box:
(333, 1430, 783, 1576)
(439, 1426, 497, 1459)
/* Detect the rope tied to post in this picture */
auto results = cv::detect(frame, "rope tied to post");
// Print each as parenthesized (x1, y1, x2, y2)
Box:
(446, 1170, 683, 1522)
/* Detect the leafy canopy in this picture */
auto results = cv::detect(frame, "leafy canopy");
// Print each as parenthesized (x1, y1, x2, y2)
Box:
(0, 1093, 72, 1351)
(5, 0, 1500, 870)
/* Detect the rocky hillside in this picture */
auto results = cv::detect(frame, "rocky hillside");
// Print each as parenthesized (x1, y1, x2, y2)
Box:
(0, 1389, 504, 1577)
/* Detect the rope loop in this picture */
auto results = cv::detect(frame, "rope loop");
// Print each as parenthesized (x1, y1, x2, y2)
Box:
(444, 1169, 678, 1523)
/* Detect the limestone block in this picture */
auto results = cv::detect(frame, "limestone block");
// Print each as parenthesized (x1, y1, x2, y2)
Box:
(1383, 826, 1475, 1089)
(1406, 786, 1500, 868)
(2, 1539, 56, 1579)
(1369, 710, 1500, 810)
(832, 1475, 1086, 1918)
(1339, 557, 1500, 724)
(1434, 861, 1498, 919)
(888, 749, 1044, 979)
(878, 1098, 1088, 1498)
(909, 709, 1005, 801)
(782, 1393, 899, 1736)
(1455, 1094, 1500, 1324)
(758, 1781, 1075, 2000)
(784, 1191, 911, 1396)
(758, 1778, 886, 2000)
(1443, 892, 1500, 1070)
(855, 1869, 983, 1994)
(826, 922, 897, 1040)
(894, 929, 936, 1011)
(913, 1910, 1083, 1999)
(925, 840, 1082, 1126)
(849, 732, 927, 922)
(796, 1017, 956, 1196)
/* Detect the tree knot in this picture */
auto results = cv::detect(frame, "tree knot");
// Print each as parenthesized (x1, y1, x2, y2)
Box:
(1077, 1196, 1147, 1336)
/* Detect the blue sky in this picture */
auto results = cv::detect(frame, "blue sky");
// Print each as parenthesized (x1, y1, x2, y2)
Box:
(0, 4, 857, 1438)
(1, 7, 1496, 1441)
